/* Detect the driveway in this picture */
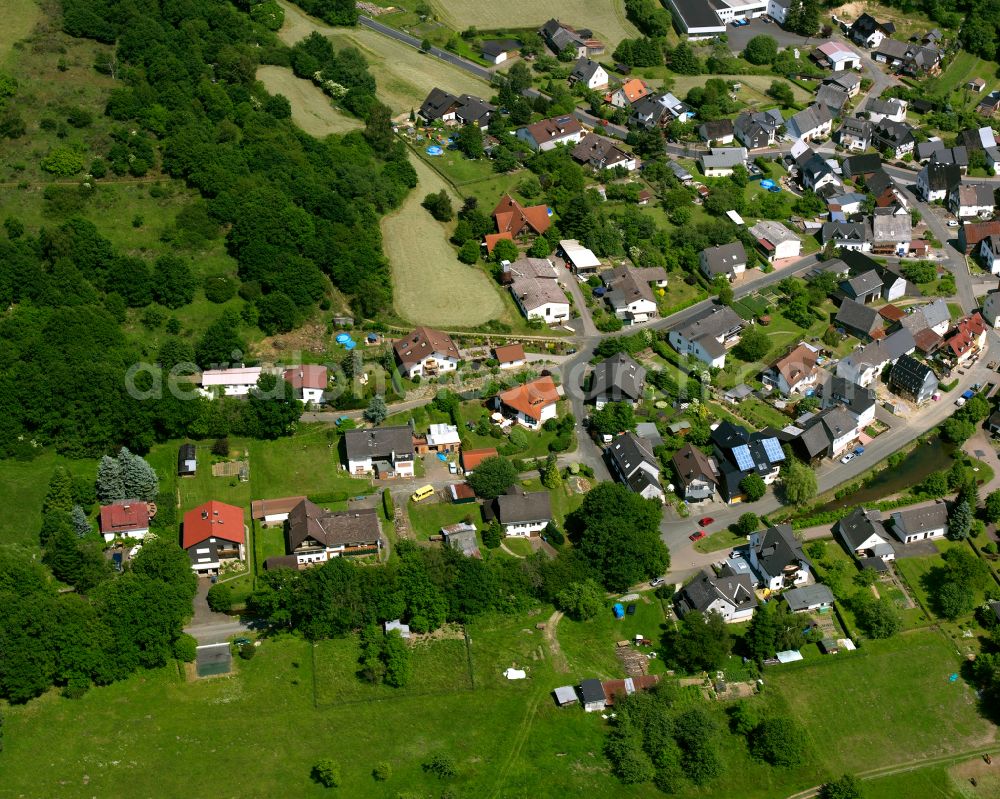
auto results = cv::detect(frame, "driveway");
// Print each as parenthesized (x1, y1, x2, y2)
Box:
(185, 577, 253, 645)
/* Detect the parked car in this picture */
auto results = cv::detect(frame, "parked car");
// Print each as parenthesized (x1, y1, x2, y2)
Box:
(689, 531, 707, 541)
(650, 577, 666, 588)
(626, 604, 637, 616)
(947, 220, 959, 227)
(698, 516, 715, 526)
(840, 452, 855, 464)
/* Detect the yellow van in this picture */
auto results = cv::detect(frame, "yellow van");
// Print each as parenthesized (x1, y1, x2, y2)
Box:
(411, 484, 435, 503)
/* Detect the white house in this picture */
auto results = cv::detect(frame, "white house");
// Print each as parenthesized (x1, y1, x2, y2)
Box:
(284, 500, 383, 566)
(864, 97, 908, 124)
(569, 57, 609, 90)
(604, 266, 667, 323)
(606, 78, 651, 108)
(393, 326, 460, 379)
(917, 162, 961, 203)
(343, 426, 415, 478)
(748, 525, 811, 592)
(487, 487, 552, 537)
(700, 241, 748, 281)
(668, 306, 744, 368)
(949, 183, 995, 219)
(764, 344, 819, 396)
(837, 506, 896, 560)
(481, 39, 519, 64)
(699, 147, 748, 177)
(982, 282, 1000, 327)
(510, 274, 570, 322)
(981, 236, 1000, 275)
(607, 432, 665, 502)
(199, 367, 262, 398)
(493, 376, 560, 429)
(676, 571, 757, 623)
(889, 502, 948, 544)
(516, 115, 584, 152)
(835, 328, 916, 387)
(99, 500, 151, 543)
(786, 105, 834, 142)
(812, 40, 862, 71)
(494, 343, 527, 370)
(766, 0, 794, 24)
(749, 220, 801, 262)
(283, 364, 327, 406)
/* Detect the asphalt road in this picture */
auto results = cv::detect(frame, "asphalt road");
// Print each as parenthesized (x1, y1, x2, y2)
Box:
(359, 16, 493, 81)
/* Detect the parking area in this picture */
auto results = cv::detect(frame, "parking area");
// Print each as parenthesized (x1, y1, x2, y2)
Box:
(724, 18, 820, 53)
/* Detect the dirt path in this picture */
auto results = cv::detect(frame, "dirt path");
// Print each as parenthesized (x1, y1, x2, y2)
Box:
(543, 610, 569, 673)
(499, 542, 525, 559)
(784, 746, 1000, 799)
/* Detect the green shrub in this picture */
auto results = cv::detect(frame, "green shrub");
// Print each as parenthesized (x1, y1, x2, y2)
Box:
(173, 633, 198, 663)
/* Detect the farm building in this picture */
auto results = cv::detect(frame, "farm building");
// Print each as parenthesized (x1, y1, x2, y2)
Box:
(178, 443, 197, 477)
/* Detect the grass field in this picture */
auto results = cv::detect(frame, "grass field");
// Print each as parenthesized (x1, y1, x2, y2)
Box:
(383, 154, 508, 327)
(407, 496, 479, 539)
(256, 66, 363, 137)
(768, 631, 995, 775)
(426, 0, 639, 50)
(557, 595, 667, 678)
(929, 50, 1000, 109)
(866, 756, 1000, 798)
(313, 632, 474, 704)
(0, 451, 98, 550)
(277, 0, 491, 113)
(643, 73, 811, 107)
(0, 0, 41, 67)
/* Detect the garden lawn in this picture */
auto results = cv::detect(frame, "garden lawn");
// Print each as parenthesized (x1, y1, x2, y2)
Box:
(246, 425, 371, 500)
(557, 594, 668, 679)
(767, 630, 995, 775)
(694, 527, 748, 554)
(407, 497, 479, 539)
(174, 441, 253, 512)
(892, 539, 987, 620)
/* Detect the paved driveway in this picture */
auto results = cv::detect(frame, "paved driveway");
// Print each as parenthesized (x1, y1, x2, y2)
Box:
(724, 18, 820, 52)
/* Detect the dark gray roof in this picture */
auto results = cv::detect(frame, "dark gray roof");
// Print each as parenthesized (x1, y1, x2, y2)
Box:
(699, 119, 735, 140)
(493, 488, 552, 524)
(419, 87, 458, 120)
(815, 84, 849, 112)
(873, 119, 915, 147)
(843, 327, 916, 370)
(843, 153, 881, 176)
(788, 104, 833, 136)
(701, 241, 747, 276)
(890, 502, 948, 538)
(889, 354, 936, 395)
(865, 97, 905, 117)
(572, 133, 631, 169)
(843, 270, 883, 298)
(579, 678, 605, 703)
(607, 432, 657, 478)
(570, 57, 604, 82)
(865, 169, 896, 198)
(672, 305, 743, 343)
(835, 298, 882, 335)
(822, 220, 870, 244)
(668, 0, 724, 29)
(677, 570, 757, 616)
(798, 421, 833, 459)
(923, 161, 962, 192)
(824, 72, 862, 91)
(838, 506, 889, 551)
(481, 39, 520, 57)
(344, 426, 414, 463)
(455, 94, 495, 127)
(588, 352, 646, 402)
(824, 375, 876, 417)
(784, 584, 834, 611)
(752, 524, 808, 578)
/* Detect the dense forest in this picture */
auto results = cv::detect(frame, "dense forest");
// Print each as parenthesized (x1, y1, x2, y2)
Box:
(0, 0, 416, 458)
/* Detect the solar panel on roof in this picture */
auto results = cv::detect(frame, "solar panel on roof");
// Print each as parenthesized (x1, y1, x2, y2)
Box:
(732, 445, 754, 472)
(762, 438, 785, 463)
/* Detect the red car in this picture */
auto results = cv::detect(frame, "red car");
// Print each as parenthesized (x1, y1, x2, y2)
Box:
(689, 531, 706, 541)
(698, 517, 714, 527)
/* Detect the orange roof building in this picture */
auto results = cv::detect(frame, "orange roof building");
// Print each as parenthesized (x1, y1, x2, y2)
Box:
(494, 343, 526, 367)
(460, 447, 499, 473)
(492, 194, 551, 239)
(607, 78, 651, 106)
(493, 376, 560, 428)
(182, 500, 246, 573)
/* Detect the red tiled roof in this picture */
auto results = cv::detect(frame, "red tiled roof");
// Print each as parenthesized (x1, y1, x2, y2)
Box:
(485, 232, 513, 253)
(182, 501, 245, 549)
(283, 365, 327, 390)
(492, 195, 551, 238)
(496, 376, 560, 421)
(494, 343, 526, 364)
(461, 447, 498, 471)
(99, 501, 150, 534)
